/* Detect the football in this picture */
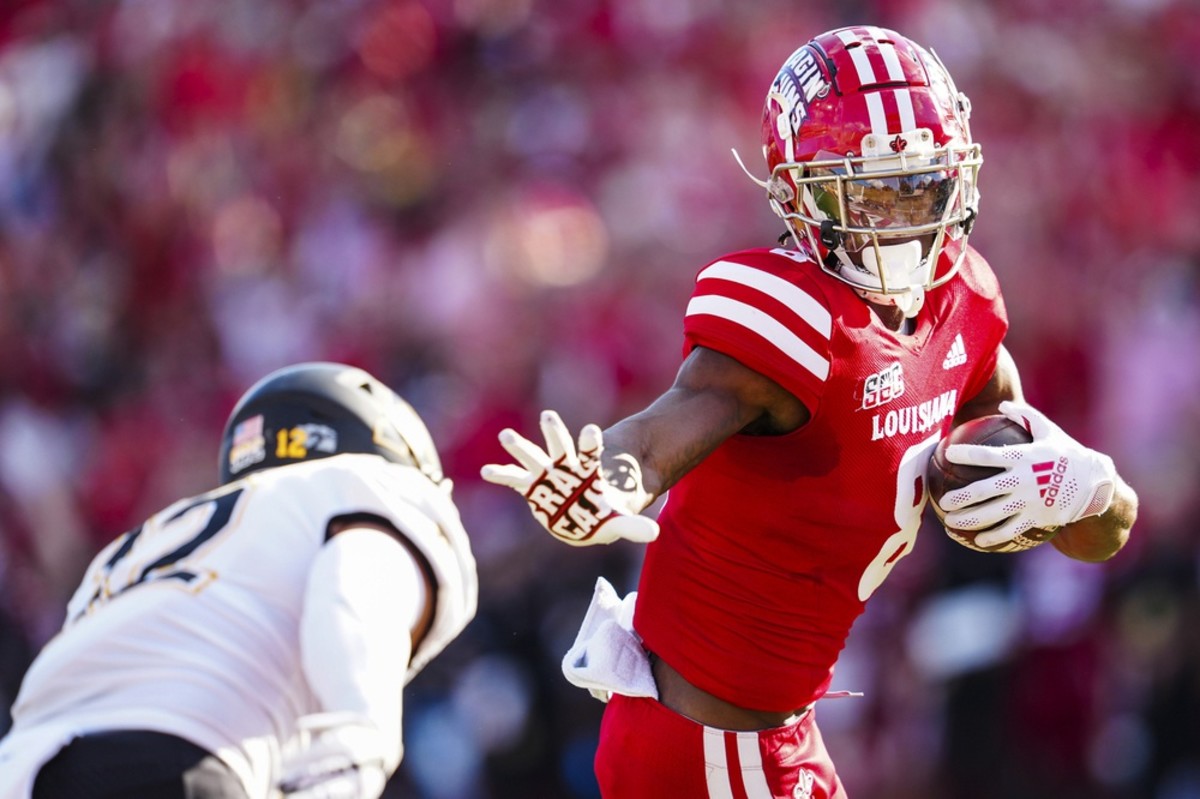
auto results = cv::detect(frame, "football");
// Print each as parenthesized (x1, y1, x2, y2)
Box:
(927, 414, 1056, 553)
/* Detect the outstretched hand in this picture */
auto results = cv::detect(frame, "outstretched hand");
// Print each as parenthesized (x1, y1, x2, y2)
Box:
(481, 410, 660, 546)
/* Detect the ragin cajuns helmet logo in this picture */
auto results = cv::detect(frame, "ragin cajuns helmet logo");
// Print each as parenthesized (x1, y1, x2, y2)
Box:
(768, 46, 830, 161)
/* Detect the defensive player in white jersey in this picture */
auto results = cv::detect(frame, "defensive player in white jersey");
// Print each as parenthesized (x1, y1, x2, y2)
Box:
(482, 25, 1139, 799)
(0, 362, 478, 799)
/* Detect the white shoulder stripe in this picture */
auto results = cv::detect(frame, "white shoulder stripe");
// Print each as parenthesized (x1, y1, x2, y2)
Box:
(696, 260, 832, 337)
(686, 295, 830, 382)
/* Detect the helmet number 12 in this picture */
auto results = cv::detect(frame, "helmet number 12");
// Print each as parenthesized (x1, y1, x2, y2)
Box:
(277, 427, 310, 459)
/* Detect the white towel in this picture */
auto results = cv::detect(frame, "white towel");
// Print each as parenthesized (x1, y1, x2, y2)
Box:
(561, 577, 658, 703)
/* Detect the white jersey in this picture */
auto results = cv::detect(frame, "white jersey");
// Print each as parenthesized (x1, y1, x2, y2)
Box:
(0, 454, 477, 799)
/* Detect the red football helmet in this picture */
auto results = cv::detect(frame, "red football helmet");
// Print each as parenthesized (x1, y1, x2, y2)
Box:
(751, 26, 982, 317)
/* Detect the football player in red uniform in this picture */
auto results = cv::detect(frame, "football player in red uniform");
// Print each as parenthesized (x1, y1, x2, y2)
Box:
(482, 25, 1138, 799)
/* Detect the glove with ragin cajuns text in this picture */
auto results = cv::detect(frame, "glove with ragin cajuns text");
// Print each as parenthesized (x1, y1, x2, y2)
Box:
(278, 713, 391, 799)
(481, 410, 660, 546)
(936, 400, 1117, 549)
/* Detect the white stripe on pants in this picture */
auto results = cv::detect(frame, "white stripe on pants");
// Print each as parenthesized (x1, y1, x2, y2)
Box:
(703, 726, 774, 799)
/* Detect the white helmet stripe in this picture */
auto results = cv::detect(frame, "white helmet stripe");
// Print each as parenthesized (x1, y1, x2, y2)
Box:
(896, 88, 917, 132)
(834, 29, 859, 47)
(865, 91, 888, 136)
(870, 30, 906, 81)
(835, 29, 878, 86)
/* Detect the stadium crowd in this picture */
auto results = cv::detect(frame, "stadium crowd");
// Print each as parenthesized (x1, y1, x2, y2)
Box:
(0, 0, 1197, 797)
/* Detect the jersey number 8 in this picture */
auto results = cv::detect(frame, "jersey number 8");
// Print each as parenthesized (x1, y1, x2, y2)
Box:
(857, 434, 938, 601)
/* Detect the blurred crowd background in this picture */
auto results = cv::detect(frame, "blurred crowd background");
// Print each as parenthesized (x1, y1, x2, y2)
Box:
(1, 0, 1198, 797)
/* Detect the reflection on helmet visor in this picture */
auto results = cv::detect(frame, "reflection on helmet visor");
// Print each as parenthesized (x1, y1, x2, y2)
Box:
(769, 141, 982, 294)
(786, 144, 981, 257)
(809, 169, 958, 240)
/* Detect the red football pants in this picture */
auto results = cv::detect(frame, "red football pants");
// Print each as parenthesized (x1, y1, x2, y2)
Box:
(595, 694, 848, 799)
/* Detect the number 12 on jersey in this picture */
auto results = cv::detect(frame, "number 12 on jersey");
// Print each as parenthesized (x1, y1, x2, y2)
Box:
(67, 487, 245, 625)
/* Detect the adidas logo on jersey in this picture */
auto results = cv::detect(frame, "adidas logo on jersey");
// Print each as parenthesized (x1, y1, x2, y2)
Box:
(942, 333, 967, 369)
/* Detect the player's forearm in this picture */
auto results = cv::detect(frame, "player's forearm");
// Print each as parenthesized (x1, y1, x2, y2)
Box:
(602, 420, 705, 504)
(300, 530, 419, 769)
(1051, 476, 1138, 562)
(599, 345, 807, 502)
(602, 388, 748, 503)
(597, 433, 663, 508)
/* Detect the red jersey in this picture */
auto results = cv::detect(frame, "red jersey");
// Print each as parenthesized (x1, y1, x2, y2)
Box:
(634, 244, 1008, 711)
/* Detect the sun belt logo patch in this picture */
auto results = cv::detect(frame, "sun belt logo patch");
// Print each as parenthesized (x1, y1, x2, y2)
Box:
(943, 333, 967, 369)
(862, 362, 905, 409)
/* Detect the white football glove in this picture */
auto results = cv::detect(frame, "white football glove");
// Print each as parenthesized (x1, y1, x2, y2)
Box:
(480, 410, 659, 546)
(938, 401, 1117, 549)
(278, 713, 392, 799)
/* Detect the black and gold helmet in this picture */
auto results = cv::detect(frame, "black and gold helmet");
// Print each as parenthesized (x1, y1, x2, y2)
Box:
(218, 362, 444, 486)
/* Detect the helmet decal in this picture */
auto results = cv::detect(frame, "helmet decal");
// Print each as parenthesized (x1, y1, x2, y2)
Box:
(218, 362, 445, 486)
(832, 27, 917, 90)
(766, 46, 830, 162)
(227, 415, 267, 477)
(274, 423, 339, 462)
